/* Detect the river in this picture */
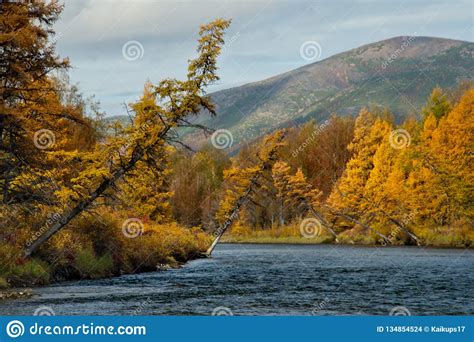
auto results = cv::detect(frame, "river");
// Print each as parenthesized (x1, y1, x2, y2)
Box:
(1, 244, 473, 315)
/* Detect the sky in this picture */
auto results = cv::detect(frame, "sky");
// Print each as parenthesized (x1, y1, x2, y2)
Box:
(53, 0, 473, 117)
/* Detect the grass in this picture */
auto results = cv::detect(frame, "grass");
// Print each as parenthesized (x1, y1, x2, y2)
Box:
(221, 235, 330, 244)
(222, 222, 335, 245)
(223, 221, 473, 248)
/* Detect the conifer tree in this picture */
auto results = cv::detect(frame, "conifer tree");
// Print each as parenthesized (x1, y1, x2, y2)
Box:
(0, 0, 83, 205)
(422, 87, 451, 122)
(327, 109, 378, 221)
(25, 19, 231, 256)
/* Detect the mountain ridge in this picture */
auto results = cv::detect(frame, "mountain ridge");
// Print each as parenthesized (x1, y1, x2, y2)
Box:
(107, 36, 474, 145)
(184, 35, 473, 145)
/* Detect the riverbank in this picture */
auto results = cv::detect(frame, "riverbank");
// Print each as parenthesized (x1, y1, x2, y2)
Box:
(0, 214, 212, 291)
(0, 258, 196, 301)
(0, 288, 33, 301)
(221, 235, 331, 244)
(222, 223, 473, 248)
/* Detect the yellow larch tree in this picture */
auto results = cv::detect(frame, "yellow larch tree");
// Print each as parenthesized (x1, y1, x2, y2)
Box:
(327, 109, 379, 224)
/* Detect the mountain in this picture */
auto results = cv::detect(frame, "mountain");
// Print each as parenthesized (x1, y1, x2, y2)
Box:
(188, 36, 473, 145)
(105, 37, 473, 146)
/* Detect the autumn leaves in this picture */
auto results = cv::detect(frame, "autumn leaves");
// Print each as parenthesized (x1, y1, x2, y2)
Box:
(221, 87, 473, 246)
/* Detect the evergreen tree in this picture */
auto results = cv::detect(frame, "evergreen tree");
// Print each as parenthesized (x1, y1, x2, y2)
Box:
(422, 87, 451, 122)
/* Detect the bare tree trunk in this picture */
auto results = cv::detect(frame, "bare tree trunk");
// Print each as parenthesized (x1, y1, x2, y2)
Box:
(360, 195, 421, 245)
(205, 179, 255, 256)
(386, 215, 421, 245)
(305, 202, 339, 240)
(323, 204, 391, 244)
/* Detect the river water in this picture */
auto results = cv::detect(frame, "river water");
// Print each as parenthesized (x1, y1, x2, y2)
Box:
(1, 244, 473, 315)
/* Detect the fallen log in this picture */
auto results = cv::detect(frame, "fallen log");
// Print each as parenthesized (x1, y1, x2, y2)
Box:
(323, 204, 391, 244)
(305, 203, 339, 241)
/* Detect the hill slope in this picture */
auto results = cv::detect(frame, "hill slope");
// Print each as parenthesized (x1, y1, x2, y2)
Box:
(191, 36, 473, 144)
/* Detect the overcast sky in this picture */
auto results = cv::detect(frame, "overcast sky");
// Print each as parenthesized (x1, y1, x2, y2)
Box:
(53, 0, 473, 116)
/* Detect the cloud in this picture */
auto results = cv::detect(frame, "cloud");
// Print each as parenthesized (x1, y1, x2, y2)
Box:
(52, 0, 473, 116)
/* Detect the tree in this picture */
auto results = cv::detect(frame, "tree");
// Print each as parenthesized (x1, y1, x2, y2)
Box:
(170, 147, 230, 228)
(414, 89, 474, 225)
(208, 130, 286, 255)
(271, 161, 292, 225)
(25, 19, 231, 256)
(327, 109, 378, 220)
(279, 116, 354, 198)
(434, 89, 474, 223)
(286, 169, 322, 212)
(326, 110, 395, 243)
(422, 87, 451, 122)
(0, 0, 81, 205)
(363, 120, 421, 244)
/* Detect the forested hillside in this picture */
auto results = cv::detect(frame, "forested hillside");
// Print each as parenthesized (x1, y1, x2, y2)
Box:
(186, 36, 474, 146)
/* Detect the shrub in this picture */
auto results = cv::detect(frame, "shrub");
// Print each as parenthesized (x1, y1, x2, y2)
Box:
(73, 246, 114, 279)
(7, 259, 51, 287)
(0, 277, 8, 289)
